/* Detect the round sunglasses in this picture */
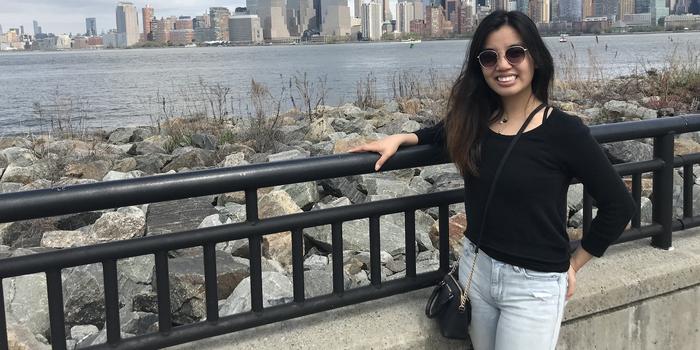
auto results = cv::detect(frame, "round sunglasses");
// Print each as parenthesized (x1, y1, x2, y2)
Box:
(477, 46, 529, 69)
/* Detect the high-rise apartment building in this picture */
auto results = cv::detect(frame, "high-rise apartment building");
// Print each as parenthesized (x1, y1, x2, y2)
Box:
(287, 0, 315, 36)
(247, 0, 259, 14)
(383, 0, 392, 21)
(582, 0, 594, 17)
(636, 0, 650, 14)
(651, 0, 670, 24)
(229, 15, 264, 43)
(143, 5, 154, 40)
(361, 1, 383, 39)
(258, 0, 291, 39)
(33, 20, 41, 35)
(397, 0, 426, 32)
(619, 0, 635, 17)
(0, 24, 3, 35)
(116, 2, 140, 47)
(322, 0, 352, 36)
(209, 7, 231, 41)
(355, 0, 362, 17)
(529, 0, 550, 22)
(86, 18, 97, 36)
(558, 0, 582, 20)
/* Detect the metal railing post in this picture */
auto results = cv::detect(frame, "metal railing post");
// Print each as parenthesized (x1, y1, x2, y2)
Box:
(651, 133, 675, 249)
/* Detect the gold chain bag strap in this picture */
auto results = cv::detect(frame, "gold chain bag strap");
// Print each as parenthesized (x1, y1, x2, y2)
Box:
(426, 103, 547, 339)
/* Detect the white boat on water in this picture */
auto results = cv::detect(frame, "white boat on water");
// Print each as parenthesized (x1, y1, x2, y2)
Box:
(184, 43, 197, 48)
(401, 39, 422, 44)
(559, 34, 568, 42)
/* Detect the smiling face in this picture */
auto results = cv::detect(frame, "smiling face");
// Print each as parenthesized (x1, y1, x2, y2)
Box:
(480, 25, 535, 100)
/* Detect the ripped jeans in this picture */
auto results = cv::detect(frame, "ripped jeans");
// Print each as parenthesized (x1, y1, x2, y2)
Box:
(458, 240, 568, 350)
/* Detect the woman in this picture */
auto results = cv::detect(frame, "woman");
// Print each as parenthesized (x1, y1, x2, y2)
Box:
(349, 10, 635, 350)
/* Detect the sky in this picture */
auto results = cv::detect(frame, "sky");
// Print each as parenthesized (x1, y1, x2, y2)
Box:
(0, 0, 381, 36)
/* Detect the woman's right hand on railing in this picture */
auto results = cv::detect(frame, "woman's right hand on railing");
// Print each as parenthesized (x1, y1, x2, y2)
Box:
(348, 133, 418, 171)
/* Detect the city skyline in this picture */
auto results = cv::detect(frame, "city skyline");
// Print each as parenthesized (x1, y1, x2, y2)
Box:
(0, 0, 390, 35)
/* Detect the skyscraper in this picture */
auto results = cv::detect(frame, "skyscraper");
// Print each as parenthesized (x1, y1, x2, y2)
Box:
(0, 24, 3, 35)
(529, 0, 550, 22)
(258, 0, 291, 39)
(33, 20, 41, 35)
(321, 0, 351, 36)
(619, 0, 634, 17)
(636, 0, 650, 14)
(383, 0, 392, 21)
(229, 15, 264, 42)
(650, 0, 669, 24)
(287, 0, 316, 36)
(361, 1, 382, 40)
(558, 0, 582, 20)
(355, 0, 362, 17)
(86, 18, 97, 36)
(209, 7, 231, 41)
(143, 5, 154, 41)
(116, 2, 140, 47)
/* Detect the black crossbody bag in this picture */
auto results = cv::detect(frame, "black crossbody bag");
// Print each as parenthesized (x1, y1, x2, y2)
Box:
(424, 103, 547, 339)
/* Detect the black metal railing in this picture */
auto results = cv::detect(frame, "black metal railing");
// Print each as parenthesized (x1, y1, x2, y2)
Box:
(0, 114, 699, 349)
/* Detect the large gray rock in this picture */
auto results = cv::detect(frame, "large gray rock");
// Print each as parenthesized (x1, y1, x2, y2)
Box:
(219, 152, 249, 168)
(117, 255, 155, 308)
(267, 149, 310, 162)
(362, 177, 418, 197)
(89, 211, 146, 242)
(307, 118, 336, 143)
(1, 162, 51, 184)
(162, 148, 217, 172)
(409, 176, 433, 194)
(191, 133, 218, 151)
(76, 328, 134, 349)
(146, 196, 218, 236)
(7, 322, 51, 350)
(108, 128, 136, 144)
(65, 160, 111, 180)
(603, 141, 653, 164)
(70, 325, 99, 343)
(419, 164, 461, 183)
(63, 264, 105, 329)
(41, 230, 91, 248)
(102, 170, 145, 182)
(119, 309, 158, 335)
(276, 181, 319, 210)
(305, 217, 407, 256)
(567, 184, 585, 213)
(3, 274, 49, 337)
(219, 272, 293, 316)
(133, 153, 174, 174)
(128, 141, 168, 156)
(0, 147, 37, 166)
(153, 251, 250, 324)
(0, 218, 57, 248)
(319, 177, 366, 204)
(601, 100, 657, 122)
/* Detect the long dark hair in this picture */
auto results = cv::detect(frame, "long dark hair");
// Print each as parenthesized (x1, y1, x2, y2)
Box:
(445, 10, 554, 176)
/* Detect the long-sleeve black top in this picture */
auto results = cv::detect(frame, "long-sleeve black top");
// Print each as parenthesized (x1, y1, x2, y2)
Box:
(414, 108, 636, 272)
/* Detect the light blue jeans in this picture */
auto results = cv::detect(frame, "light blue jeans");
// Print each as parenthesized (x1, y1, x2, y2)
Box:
(458, 240, 568, 350)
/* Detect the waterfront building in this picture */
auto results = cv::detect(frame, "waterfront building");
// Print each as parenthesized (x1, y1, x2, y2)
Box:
(209, 7, 231, 41)
(361, 1, 383, 40)
(116, 2, 140, 48)
(229, 15, 264, 43)
(321, 0, 352, 37)
(383, 0, 392, 21)
(651, 0, 670, 24)
(619, 0, 636, 18)
(636, 0, 650, 14)
(143, 5, 154, 41)
(33, 20, 41, 35)
(87, 36, 103, 46)
(622, 12, 652, 25)
(529, 0, 550, 23)
(56, 34, 71, 49)
(194, 14, 213, 42)
(152, 16, 176, 43)
(86, 18, 97, 36)
(558, 0, 582, 20)
(397, 0, 428, 32)
(664, 13, 700, 26)
(102, 30, 119, 48)
(72, 36, 89, 49)
(248, 0, 259, 14)
(287, 0, 316, 36)
(582, 0, 595, 17)
(258, 0, 291, 40)
(425, 5, 453, 36)
(691, 0, 700, 14)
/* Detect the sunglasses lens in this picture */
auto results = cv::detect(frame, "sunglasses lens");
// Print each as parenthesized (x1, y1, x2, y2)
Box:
(478, 51, 498, 68)
(506, 47, 526, 64)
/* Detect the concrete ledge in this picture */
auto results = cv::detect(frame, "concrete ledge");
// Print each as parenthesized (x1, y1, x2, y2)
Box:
(169, 228, 700, 350)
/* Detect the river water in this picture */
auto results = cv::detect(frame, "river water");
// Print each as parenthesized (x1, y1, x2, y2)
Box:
(0, 31, 698, 135)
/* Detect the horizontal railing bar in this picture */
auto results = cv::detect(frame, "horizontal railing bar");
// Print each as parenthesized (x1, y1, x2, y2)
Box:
(614, 224, 663, 244)
(0, 190, 463, 279)
(0, 146, 448, 223)
(2, 115, 700, 225)
(613, 159, 665, 176)
(674, 153, 700, 167)
(84, 271, 443, 350)
(674, 216, 700, 231)
(589, 114, 700, 143)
